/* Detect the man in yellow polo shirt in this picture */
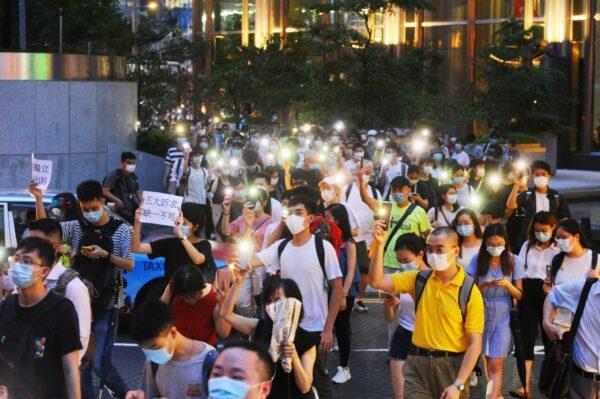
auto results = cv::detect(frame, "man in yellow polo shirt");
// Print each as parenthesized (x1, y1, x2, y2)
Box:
(369, 224, 484, 398)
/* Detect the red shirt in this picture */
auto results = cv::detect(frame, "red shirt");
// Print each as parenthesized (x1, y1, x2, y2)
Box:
(171, 285, 218, 345)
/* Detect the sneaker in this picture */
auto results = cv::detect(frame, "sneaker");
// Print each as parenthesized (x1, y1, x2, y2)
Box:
(331, 344, 339, 352)
(354, 300, 368, 312)
(331, 366, 351, 384)
(469, 371, 478, 387)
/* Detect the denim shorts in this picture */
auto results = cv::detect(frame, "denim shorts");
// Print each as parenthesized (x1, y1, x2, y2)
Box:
(389, 325, 414, 361)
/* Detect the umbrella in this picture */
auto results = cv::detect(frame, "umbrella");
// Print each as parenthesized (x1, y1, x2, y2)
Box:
(266, 297, 303, 373)
(510, 304, 527, 393)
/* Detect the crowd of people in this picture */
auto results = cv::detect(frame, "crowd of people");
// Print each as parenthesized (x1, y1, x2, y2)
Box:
(0, 124, 599, 399)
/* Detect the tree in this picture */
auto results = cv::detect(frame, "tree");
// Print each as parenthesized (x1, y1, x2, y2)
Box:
(475, 19, 569, 134)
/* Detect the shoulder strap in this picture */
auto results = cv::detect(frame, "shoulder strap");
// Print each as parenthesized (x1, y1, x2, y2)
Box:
(345, 184, 353, 201)
(568, 278, 598, 346)
(151, 361, 159, 378)
(277, 238, 292, 260)
(201, 348, 218, 394)
(414, 270, 433, 314)
(315, 236, 326, 279)
(383, 203, 417, 254)
(591, 251, 598, 270)
(369, 184, 377, 199)
(550, 252, 567, 282)
(52, 269, 79, 297)
(458, 274, 476, 322)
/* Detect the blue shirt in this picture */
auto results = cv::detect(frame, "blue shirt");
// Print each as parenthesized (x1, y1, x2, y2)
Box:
(548, 278, 600, 373)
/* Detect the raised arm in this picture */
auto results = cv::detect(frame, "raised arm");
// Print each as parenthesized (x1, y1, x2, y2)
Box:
(132, 207, 152, 254)
(357, 168, 379, 212)
(29, 180, 48, 220)
(217, 266, 259, 335)
(368, 221, 396, 292)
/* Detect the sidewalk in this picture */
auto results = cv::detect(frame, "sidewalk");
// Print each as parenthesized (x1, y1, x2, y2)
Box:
(553, 169, 600, 200)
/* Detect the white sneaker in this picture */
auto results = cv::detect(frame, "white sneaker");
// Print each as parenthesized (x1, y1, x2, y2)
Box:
(331, 366, 351, 384)
(469, 371, 478, 387)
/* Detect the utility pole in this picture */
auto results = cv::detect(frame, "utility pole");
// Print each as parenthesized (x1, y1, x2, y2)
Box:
(18, 0, 26, 50)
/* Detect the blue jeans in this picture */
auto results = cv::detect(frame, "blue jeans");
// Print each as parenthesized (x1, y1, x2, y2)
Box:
(81, 308, 128, 399)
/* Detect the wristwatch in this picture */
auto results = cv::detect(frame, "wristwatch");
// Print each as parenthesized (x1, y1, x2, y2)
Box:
(453, 380, 465, 392)
(179, 234, 188, 241)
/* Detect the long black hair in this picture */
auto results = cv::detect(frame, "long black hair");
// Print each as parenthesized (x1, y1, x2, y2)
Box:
(475, 223, 514, 277)
(437, 184, 460, 212)
(325, 203, 354, 243)
(262, 278, 304, 322)
(557, 218, 589, 249)
(51, 192, 83, 222)
(526, 211, 557, 251)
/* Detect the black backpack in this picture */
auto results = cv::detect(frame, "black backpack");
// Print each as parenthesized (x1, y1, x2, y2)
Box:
(0, 292, 66, 399)
(72, 218, 123, 319)
(550, 251, 598, 283)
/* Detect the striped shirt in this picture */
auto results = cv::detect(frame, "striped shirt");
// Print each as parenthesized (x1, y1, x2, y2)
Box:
(61, 219, 133, 309)
(549, 278, 600, 373)
(165, 147, 185, 182)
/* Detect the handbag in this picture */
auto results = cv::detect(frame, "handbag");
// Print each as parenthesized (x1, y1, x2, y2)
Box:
(538, 278, 597, 398)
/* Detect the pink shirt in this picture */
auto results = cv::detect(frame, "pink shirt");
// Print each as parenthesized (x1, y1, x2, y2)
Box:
(231, 214, 275, 249)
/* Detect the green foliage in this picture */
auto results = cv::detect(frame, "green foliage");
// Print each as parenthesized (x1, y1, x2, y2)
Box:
(475, 19, 570, 134)
(136, 127, 175, 156)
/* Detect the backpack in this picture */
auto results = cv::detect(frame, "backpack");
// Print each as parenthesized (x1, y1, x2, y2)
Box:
(51, 268, 95, 302)
(550, 250, 598, 283)
(104, 169, 138, 205)
(71, 218, 123, 320)
(150, 348, 218, 398)
(278, 236, 328, 290)
(345, 183, 377, 202)
(414, 269, 476, 321)
(0, 292, 65, 399)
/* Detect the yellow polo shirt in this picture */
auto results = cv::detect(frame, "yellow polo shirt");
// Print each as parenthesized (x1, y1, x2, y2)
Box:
(391, 266, 484, 353)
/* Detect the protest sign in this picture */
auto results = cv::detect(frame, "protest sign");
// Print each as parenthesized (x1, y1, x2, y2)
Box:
(140, 191, 183, 227)
(31, 154, 53, 190)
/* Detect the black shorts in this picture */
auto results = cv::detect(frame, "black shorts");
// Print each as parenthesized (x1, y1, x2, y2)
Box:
(356, 240, 370, 274)
(389, 325, 413, 361)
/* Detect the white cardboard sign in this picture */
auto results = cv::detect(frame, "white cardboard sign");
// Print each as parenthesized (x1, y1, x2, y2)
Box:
(31, 154, 53, 190)
(140, 191, 183, 227)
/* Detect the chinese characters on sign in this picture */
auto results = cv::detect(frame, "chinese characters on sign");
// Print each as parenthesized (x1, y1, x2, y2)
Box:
(140, 191, 183, 227)
(31, 154, 53, 190)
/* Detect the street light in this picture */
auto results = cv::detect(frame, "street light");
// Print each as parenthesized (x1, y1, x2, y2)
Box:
(147, 1, 159, 11)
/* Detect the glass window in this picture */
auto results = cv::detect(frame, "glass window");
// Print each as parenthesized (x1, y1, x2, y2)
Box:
(214, 0, 243, 31)
(423, 25, 468, 95)
(425, 0, 467, 22)
(476, 0, 514, 19)
(287, 0, 314, 28)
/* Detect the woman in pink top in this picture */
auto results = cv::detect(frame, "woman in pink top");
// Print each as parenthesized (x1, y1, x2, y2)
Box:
(221, 186, 276, 317)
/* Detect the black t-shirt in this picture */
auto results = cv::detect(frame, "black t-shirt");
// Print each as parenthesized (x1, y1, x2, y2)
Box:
(291, 168, 323, 188)
(254, 319, 316, 399)
(103, 169, 140, 216)
(149, 237, 216, 281)
(0, 292, 82, 399)
(420, 177, 439, 204)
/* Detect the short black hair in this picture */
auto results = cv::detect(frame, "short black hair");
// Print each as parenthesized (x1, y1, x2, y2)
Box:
(481, 200, 505, 219)
(262, 278, 304, 322)
(172, 265, 207, 297)
(352, 143, 365, 152)
(264, 166, 279, 177)
(242, 149, 259, 165)
(390, 176, 410, 189)
(407, 164, 421, 176)
(181, 202, 205, 233)
(131, 300, 173, 343)
(469, 158, 485, 169)
(29, 218, 62, 239)
(531, 160, 552, 175)
(222, 340, 275, 380)
(394, 233, 426, 253)
(289, 194, 317, 215)
(17, 236, 56, 267)
(76, 180, 104, 202)
(419, 156, 434, 165)
(121, 152, 136, 162)
(229, 177, 244, 188)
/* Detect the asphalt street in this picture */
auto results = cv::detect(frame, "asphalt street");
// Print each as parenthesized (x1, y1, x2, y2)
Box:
(110, 300, 545, 398)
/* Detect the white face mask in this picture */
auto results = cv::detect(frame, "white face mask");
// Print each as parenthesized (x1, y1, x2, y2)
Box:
(321, 189, 335, 204)
(423, 166, 434, 175)
(486, 246, 505, 257)
(271, 177, 279, 185)
(446, 194, 457, 204)
(427, 252, 452, 271)
(535, 231, 552, 243)
(534, 176, 549, 188)
(142, 335, 174, 365)
(476, 168, 485, 178)
(557, 238, 573, 253)
(354, 152, 364, 160)
(285, 214, 307, 235)
(125, 164, 136, 173)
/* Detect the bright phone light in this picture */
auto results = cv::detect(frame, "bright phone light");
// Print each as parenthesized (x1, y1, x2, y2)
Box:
(376, 139, 385, 149)
(334, 121, 345, 131)
(300, 124, 311, 133)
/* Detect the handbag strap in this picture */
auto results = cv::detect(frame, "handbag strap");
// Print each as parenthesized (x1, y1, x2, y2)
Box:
(567, 278, 598, 347)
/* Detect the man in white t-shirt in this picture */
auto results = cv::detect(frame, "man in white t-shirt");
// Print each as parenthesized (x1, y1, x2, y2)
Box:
(341, 164, 382, 312)
(344, 143, 373, 180)
(319, 176, 360, 237)
(248, 194, 343, 351)
(378, 144, 408, 198)
(451, 142, 470, 168)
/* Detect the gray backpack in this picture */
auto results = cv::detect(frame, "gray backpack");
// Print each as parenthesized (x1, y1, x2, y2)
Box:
(414, 269, 475, 321)
(52, 268, 96, 302)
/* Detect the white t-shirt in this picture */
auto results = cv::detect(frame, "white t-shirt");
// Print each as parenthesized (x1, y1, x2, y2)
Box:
(344, 159, 373, 178)
(342, 183, 381, 246)
(381, 161, 408, 197)
(452, 151, 470, 168)
(270, 198, 283, 222)
(457, 241, 482, 268)
(518, 241, 560, 280)
(257, 236, 342, 332)
(455, 184, 473, 208)
(183, 167, 209, 205)
(427, 206, 461, 228)
(535, 192, 550, 212)
(340, 202, 360, 236)
(398, 293, 416, 331)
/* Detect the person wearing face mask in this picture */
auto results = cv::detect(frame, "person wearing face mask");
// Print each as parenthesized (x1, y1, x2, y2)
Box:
(218, 178, 247, 240)
(358, 173, 431, 272)
(264, 167, 286, 201)
(102, 151, 142, 224)
(40, 180, 134, 399)
(504, 164, 530, 254)
(478, 200, 506, 229)
(452, 209, 484, 273)
(181, 149, 212, 235)
(159, 265, 230, 346)
(482, 132, 504, 163)
(30, 182, 84, 225)
(126, 300, 218, 399)
(451, 165, 475, 208)
(378, 144, 408, 199)
(546, 218, 600, 333)
(511, 212, 559, 399)
(343, 143, 372, 178)
(134, 202, 216, 282)
(451, 141, 470, 168)
(465, 223, 524, 399)
(219, 274, 316, 398)
(0, 237, 82, 399)
(507, 160, 570, 250)
(164, 137, 190, 194)
(209, 166, 233, 233)
(0, 237, 81, 399)
(463, 133, 484, 161)
(208, 341, 274, 399)
(468, 159, 487, 194)
(287, 151, 323, 189)
(428, 184, 461, 228)
(406, 164, 433, 210)
(369, 226, 484, 399)
(318, 177, 360, 237)
(418, 157, 440, 204)
(381, 233, 428, 399)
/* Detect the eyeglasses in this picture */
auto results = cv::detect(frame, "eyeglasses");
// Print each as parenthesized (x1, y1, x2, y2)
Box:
(9, 256, 45, 268)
